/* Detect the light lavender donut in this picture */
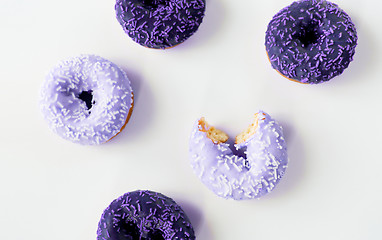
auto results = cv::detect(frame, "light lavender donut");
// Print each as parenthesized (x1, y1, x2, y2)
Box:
(189, 111, 288, 200)
(40, 55, 134, 145)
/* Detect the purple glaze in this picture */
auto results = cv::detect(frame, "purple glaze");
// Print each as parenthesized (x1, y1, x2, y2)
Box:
(189, 111, 288, 200)
(115, 0, 206, 49)
(97, 190, 195, 240)
(265, 0, 357, 84)
(40, 55, 134, 145)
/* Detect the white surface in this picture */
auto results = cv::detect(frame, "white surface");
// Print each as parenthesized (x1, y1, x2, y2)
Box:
(0, 0, 381, 239)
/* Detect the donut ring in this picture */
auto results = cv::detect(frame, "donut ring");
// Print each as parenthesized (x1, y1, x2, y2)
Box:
(115, 0, 206, 49)
(40, 55, 134, 145)
(189, 111, 288, 200)
(265, 0, 357, 84)
(97, 190, 195, 240)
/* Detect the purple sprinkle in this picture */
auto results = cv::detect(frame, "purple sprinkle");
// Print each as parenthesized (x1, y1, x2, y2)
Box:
(265, 0, 357, 84)
(97, 190, 195, 240)
(115, 0, 206, 49)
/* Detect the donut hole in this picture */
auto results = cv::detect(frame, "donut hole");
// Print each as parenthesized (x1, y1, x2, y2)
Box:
(111, 220, 141, 240)
(146, 229, 165, 240)
(294, 20, 322, 48)
(142, 0, 166, 9)
(78, 90, 95, 111)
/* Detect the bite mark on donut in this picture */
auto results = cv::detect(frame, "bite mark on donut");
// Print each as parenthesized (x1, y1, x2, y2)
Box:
(189, 111, 289, 199)
(235, 113, 261, 145)
(198, 114, 266, 145)
(198, 118, 228, 144)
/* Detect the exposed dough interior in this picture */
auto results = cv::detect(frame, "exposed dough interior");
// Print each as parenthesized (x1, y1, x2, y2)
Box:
(198, 118, 229, 144)
(198, 113, 261, 145)
(235, 113, 260, 144)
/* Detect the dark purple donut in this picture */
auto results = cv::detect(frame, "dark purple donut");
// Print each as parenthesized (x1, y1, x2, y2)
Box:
(265, 0, 357, 84)
(97, 190, 195, 240)
(115, 0, 206, 49)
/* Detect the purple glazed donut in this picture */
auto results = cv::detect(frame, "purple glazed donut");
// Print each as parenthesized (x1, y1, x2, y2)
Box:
(97, 190, 195, 240)
(189, 111, 288, 200)
(115, 0, 206, 49)
(265, 0, 357, 84)
(40, 55, 134, 145)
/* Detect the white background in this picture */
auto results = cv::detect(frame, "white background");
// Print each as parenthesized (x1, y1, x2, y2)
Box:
(0, 0, 381, 239)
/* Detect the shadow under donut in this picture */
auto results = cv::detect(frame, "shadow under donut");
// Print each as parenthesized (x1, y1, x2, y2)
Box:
(315, 16, 377, 88)
(339, 17, 378, 85)
(111, 65, 156, 144)
(174, 0, 226, 50)
(262, 119, 306, 199)
(175, 198, 215, 240)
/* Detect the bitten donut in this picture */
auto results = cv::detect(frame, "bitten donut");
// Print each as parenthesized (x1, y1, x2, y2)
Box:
(265, 0, 357, 84)
(115, 0, 206, 49)
(97, 190, 195, 240)
(40, 55, 134, 145)
(189, 111, 288, 200)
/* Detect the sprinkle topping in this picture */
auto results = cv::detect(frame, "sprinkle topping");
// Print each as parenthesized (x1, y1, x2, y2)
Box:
(40, 55, 134, 145)
(97, 190, 195, 240)
(115, 0, 206, 49)
(265, 0, 357, 84)
(189, 111, 288, 200)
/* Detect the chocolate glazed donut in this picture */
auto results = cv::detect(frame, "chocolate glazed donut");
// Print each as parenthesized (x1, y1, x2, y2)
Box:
(115, 0, 206, 49)
(97, 190, 195, 240)
(265, 0, 357, 84)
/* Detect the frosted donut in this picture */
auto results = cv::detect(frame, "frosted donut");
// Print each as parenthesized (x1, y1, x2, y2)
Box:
(97, 190, 195, 240)
(115, 0, 206, 49)
(40, 55, 134, 145)
(189, 111, 288, 200)
(265, 0, 357, 84)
